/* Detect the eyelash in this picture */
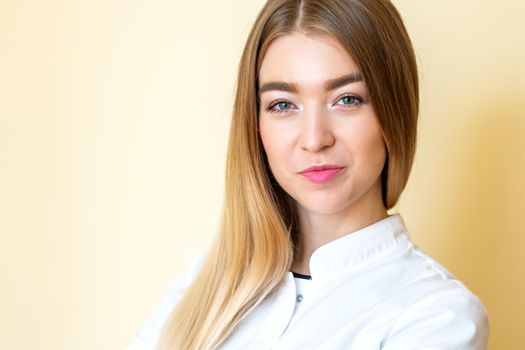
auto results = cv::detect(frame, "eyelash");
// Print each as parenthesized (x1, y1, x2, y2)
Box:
(266, 94, 363, 114)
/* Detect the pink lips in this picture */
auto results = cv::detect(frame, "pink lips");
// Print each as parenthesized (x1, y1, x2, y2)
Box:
(299, 165, 344, 184)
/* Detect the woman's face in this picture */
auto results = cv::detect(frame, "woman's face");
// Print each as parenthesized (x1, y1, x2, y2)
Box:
(258, 32, 387, 215)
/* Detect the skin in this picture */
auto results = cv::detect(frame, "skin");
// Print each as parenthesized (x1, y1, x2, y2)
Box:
(258, 32, 389, 275)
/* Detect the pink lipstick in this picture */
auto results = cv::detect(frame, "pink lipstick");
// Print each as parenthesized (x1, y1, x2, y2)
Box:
(299, 164, 344, 184)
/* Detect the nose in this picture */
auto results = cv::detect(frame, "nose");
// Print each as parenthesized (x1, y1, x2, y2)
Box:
(298, 107, 335, 152)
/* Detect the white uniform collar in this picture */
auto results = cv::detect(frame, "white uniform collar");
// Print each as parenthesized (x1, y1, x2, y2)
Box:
(308, 213, 411, 281)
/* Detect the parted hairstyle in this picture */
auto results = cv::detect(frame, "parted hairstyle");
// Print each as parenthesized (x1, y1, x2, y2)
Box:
(157, 0, 419, 349)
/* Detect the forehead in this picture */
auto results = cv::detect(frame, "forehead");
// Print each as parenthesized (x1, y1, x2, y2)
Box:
(258, 32, 360, 87)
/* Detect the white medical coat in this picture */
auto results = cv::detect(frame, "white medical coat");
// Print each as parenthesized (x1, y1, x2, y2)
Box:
(127, 214, 489, 349)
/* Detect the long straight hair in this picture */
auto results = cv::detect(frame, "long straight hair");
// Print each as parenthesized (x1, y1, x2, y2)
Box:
(157, 1, 419, 349)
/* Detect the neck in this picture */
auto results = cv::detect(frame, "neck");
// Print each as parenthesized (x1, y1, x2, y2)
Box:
(291, 185, 388, 275)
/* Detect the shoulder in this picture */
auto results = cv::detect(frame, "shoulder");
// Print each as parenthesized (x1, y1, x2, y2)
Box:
(126, 254, 206, 350)
(382, 245, 489, 349)
(154, 253, 206, 315)
(383, 284, 489, 349)
(166, 254, 206, 301)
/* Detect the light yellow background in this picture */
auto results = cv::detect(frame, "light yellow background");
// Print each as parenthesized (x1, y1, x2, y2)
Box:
(1, 0, 523, 349)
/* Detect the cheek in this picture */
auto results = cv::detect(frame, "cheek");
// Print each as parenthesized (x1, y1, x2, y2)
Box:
(366, 129, 387, 171)
(259, 121, 288, 165)
(259, 122, 272, 159)
(350, 120, 386, 169)
(365, 127, 386, 157)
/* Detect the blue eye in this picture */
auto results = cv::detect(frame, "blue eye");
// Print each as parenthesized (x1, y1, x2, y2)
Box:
(336, 95, 362, 107)
(267, 100, 294, 113)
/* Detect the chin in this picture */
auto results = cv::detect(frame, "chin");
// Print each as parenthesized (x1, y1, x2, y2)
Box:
(296, 196, 353, 215)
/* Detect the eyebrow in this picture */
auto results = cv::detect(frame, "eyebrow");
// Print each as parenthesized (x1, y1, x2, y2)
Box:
(258, 73, 364, 96)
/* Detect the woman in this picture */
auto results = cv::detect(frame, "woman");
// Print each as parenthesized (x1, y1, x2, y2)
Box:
(128, 0, 489, 349)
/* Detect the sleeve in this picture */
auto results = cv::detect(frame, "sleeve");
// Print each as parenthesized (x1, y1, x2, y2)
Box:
(380, 286, 489, 350)
(125, 254, 206, 350)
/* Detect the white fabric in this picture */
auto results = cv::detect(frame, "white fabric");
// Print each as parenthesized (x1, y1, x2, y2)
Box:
(126, 213, 489, 349)
(292, 276, 312, 313)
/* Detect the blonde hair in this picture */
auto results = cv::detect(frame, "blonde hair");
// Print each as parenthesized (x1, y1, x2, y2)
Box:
(157, 0, 418, 349)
